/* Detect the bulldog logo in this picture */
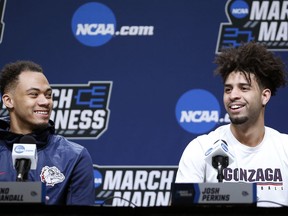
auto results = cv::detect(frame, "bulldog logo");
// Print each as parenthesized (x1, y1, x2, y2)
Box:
(40, 166, 65, 186)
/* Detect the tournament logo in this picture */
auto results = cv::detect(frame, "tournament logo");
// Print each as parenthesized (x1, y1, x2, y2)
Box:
(0, 0, 6, 44)
(216, 0, 288, 53)
(50, 81, 112, 139)
(93, 165, 177, 207)
(175, 89, 229, 134)
(71, 2, 154, 47)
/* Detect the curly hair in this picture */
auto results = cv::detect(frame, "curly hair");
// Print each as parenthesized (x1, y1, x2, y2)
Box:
(214, 41, 287, 96)
(0, 60, 43, 95)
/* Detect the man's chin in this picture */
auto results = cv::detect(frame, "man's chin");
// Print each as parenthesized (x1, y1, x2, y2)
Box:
(33, 122, 49, 131)
(229, 116, 248, 125)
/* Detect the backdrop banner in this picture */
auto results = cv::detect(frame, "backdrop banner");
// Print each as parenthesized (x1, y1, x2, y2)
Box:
(1, 0, 288, 206)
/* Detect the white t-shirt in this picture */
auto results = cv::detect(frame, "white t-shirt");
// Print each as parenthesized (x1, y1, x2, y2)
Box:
(176, 124, 288, 207)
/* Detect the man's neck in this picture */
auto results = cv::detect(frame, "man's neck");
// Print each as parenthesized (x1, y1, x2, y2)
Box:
(230, 123, 265, 147)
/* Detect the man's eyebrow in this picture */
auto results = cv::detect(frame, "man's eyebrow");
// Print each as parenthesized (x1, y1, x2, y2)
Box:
(224, 82, 251, 86)
(26, 87, 53, 92)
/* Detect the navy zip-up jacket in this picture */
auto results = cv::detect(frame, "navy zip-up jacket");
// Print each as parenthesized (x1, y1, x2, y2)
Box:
(0, 117, 95, 205)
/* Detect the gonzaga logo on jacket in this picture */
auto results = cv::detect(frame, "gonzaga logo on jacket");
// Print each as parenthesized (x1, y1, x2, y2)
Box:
(40, 166, 65, 187)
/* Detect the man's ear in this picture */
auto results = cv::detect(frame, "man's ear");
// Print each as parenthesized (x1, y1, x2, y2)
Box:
(2, 94, 14, 109)
(262, 88, 271, 106)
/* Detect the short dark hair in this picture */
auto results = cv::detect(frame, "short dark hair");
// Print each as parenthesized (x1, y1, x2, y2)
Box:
(214, 41, 287, 96)
(0, 60, 43, 95)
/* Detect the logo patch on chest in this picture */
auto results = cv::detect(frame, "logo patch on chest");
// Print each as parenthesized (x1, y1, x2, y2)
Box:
(40, 166, 65, 186)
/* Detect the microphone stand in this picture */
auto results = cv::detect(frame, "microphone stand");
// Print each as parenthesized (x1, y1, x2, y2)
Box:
(15, 159, 31, 182)
(212, 156, 229, 182)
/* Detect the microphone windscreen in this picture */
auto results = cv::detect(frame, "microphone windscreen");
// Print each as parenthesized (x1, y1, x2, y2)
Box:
(19, 135, 37, 144)
(13, 135, 38, 170)
(204, 139, 235, 166)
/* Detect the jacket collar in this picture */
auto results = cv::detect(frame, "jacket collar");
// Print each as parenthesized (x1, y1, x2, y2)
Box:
(0, 116, 55, 149)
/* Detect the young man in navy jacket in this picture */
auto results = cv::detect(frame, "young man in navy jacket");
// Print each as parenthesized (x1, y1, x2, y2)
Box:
(0, 60, 95, 205)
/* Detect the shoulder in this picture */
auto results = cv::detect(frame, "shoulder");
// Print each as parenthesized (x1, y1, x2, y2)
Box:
(264, 127, 288, 154)
(47, 134, 90, 157)
(44, 135, 93, 173)
(265, 126, 288, 139)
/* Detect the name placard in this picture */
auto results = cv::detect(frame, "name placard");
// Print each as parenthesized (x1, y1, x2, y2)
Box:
(0, 182, 45, 203)
(172, 182, 256, 205)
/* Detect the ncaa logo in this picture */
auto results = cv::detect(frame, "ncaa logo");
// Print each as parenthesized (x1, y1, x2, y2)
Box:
(204, 147, 213, 156)
(71, 2, 116, 47)
(94, 169, 103, 188)
(230, 0, 249, 19)
(221, 142, 228, 152)
(14, 145, 25, 154)
(175, 89, 220, 134)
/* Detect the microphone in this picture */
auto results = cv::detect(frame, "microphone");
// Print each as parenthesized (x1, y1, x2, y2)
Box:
(12, 135, 38, 182)
(204, 139, 234, 182)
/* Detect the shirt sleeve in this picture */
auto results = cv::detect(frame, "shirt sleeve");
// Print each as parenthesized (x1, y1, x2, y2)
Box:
(175, 139, 206, 183)
(66, 147, 95, 205)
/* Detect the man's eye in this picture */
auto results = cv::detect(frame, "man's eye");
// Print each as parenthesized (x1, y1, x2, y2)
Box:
(241, 86, 250, 91)
(45, 92, 53, 98)
(29, 93, 38, 96)
(224, 88, 231, 93)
